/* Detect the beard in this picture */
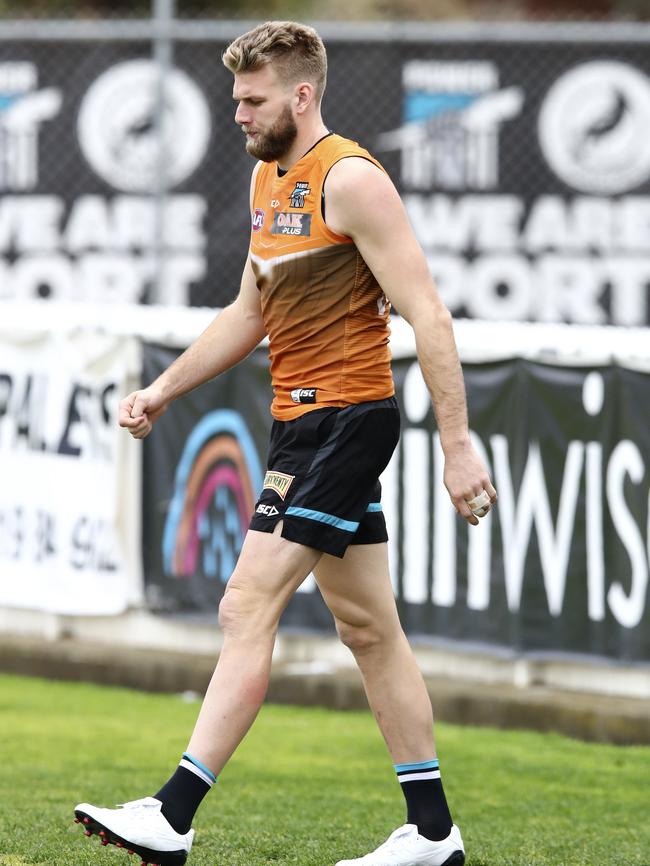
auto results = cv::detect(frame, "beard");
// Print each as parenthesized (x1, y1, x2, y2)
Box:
(243, 103, 298, 162)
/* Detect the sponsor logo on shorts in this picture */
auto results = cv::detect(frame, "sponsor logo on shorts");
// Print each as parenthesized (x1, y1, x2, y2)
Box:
(263, 470, 295, 500)
(252, 208, 265, 231)
(271, 212, 312, 236)
(291, 388, 317, 404)
(289, 181, 310, 208)
(256, 503, 280, 517)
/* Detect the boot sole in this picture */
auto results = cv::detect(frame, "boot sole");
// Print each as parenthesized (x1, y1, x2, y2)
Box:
(74, 809, 189, 866)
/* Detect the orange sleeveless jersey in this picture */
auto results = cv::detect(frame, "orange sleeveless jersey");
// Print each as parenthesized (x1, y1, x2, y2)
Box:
(249, 133, 395, 421)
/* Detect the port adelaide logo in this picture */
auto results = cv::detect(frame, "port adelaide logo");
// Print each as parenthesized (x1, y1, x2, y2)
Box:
(290, 180, 310, 207)
(0, 61, 62, 192)
(376, 60, 523, 191)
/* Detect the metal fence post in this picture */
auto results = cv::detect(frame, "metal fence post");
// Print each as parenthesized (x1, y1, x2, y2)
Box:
(152, 0, 176, 305)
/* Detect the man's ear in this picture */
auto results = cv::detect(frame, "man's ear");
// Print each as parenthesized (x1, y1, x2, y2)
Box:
(294, 81, 315, 114)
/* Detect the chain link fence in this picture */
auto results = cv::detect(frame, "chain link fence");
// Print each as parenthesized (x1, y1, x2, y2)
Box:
(2, 0, 650, 21)
(0, 4, 649, 323)
(0, 1, 149, 18)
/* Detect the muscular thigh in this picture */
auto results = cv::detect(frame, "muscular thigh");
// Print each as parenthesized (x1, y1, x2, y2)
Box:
(222, 524, 322, 629)
(313, 542, 401, 634)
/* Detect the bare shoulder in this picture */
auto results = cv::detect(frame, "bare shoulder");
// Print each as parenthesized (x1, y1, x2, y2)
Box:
(325, 156, 394, 197)
(248, 160, 264, 206)
(324, 156, 404, 238)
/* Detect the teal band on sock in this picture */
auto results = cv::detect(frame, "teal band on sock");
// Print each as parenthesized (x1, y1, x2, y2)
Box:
(182, 751, 217, 783)
(394, 759, 440, 773)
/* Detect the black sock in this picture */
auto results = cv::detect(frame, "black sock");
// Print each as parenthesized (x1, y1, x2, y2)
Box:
(394, 759, 453, 842)
(154, 752, 216, 834)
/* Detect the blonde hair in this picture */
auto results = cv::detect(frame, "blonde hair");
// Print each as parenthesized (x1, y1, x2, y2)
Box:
(222, 21, 327, 101)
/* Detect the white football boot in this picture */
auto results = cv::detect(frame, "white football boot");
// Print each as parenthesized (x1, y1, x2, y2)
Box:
(74, 796, 194, 866)
(335, 823, 465, 866)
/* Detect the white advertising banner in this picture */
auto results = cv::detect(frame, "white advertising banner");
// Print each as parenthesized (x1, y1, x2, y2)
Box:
(0, 328, 142, 614)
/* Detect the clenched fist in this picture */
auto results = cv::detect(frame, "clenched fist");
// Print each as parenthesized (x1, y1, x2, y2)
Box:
(118, 385, 169, 440)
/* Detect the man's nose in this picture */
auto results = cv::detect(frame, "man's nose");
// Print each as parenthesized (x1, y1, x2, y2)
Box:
(235, 103, 250, 125)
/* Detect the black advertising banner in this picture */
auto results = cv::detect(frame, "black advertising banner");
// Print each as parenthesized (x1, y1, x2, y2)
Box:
(1, 33, 650, 323)
(142, 344, 650, 662)
(393, 358, 650, 663)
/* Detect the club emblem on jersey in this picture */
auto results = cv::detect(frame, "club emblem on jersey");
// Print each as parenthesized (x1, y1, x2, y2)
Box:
(262, 470, 295, 500)
(271, 212, 312, 236)
(252, 208, 265, 231)
(290, 181, 310, 208)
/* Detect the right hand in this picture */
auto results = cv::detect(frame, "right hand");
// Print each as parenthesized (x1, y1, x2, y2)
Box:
(118, 385, 169, 440)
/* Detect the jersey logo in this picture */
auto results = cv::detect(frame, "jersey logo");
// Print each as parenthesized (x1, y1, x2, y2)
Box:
(291, 388, 317, 404)
(256, 503, 280, 517)
(289, 181, 310, 208)
(252, 208, 265, 231)
(271, 212, 312, 236)
(262, 470, 295, 500)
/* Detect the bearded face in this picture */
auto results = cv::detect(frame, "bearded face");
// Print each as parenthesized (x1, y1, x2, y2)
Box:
(242, 102, 298, 162)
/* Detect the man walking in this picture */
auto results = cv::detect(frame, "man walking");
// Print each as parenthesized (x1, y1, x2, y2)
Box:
(74, 20, 496, 866)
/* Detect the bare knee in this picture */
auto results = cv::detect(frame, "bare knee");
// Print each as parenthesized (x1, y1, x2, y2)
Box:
(218, 578, 277, 640)
(335, 617, 386, 656)
(217, 585, 243, 636)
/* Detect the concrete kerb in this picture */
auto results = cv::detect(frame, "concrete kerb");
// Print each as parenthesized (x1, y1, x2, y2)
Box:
(1, 632, 649, 746)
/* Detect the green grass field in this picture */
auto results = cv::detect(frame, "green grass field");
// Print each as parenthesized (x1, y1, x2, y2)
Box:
(0, 673, 648, 866)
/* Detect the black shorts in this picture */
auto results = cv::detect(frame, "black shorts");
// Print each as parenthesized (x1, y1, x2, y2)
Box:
(249, 396, 400, 557)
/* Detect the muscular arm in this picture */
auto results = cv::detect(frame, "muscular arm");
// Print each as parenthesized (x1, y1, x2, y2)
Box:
(155, 257, 265, 403)
(324, 157, 496, 523)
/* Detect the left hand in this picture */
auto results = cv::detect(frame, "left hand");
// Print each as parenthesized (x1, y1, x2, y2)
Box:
(443, 441, 497, 526)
